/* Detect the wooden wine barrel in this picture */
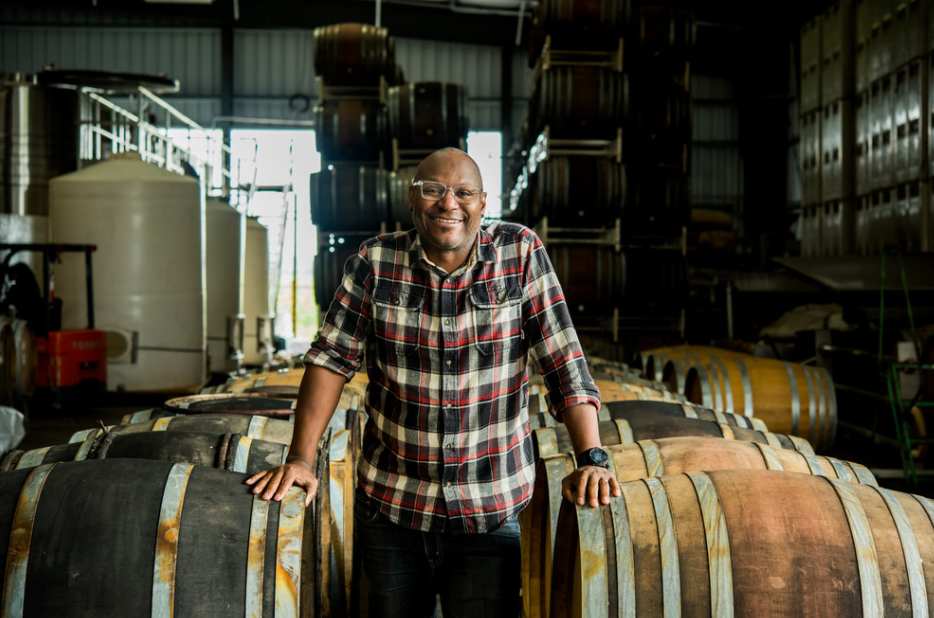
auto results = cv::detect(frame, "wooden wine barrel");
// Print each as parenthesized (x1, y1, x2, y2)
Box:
(222, 367, 366, 412)
(111, 412, 295, 445)
(631, 5, 695, 78)
(619, 165, 690, 235)
(683, 356, 838, 452)
(521, 440, 877, 618)
(387, 82, 468, 150)
(532, 416, 815, 460)
(0, 450, 331, 617)
(311, 165, 388, 232)
(314, 99, 387, 161)
(603, 400, 769, 432)
(537, 0, 632, 49)
(550, 246, 687, 319)
(0, 317, 37, 405)
(595, 378, 688, 404)
(0, 430, 288, 476)
(640, 345, 745, 391)
(315, 240, 361, 312)
(550, 468, 934, 617)
(549, 245, 623, 317)
(387, 165, 418, 229)
(534, 67, 626, 139)
(313, 23, 394, 86)
(162, 393, 296, 418)
(529, 156, 625, 226)
(587, 357, 642, 380)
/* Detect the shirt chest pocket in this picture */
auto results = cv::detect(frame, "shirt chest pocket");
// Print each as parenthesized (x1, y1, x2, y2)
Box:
(467, 278, 524, 357)
(372, 283, 425, 357)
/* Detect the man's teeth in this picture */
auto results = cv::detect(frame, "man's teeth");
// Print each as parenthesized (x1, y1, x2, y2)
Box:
(433, 217, 461, 223)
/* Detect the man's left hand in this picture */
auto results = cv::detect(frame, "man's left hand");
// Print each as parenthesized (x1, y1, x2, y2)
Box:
(561, 466, 622, 507)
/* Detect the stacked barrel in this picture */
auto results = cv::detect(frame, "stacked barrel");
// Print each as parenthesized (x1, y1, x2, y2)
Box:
(507, 1, 693, 349)
(311, 23, 398, 314)
(520, 351, 903, 618)
(310, 24, 472, 315)
(800, 0, 932, 255)
(0, 365, 367, 616)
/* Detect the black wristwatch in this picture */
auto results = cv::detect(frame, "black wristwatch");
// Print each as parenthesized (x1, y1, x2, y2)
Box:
(576, 447, 610, 469)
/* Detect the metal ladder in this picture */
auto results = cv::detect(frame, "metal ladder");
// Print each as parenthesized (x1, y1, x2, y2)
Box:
(878, 248, 934, 488)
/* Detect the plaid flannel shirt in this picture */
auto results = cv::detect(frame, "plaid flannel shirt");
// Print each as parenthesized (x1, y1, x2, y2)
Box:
(304, 220, 600, 534)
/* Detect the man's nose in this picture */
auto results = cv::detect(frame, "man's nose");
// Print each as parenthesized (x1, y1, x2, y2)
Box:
(437, 190, 459, 209)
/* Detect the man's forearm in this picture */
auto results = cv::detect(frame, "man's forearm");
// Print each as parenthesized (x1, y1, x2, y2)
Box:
(559, 403, 602, 455)
(287, 364, 350, 465)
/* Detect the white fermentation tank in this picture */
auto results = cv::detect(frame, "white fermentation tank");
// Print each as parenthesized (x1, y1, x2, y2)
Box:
(205, 197, 245, 373)
(243, 216, 273, 366)
(49, 153, 206, 392)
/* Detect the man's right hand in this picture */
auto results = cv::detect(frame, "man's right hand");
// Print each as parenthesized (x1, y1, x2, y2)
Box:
(245, 458, 320, 507)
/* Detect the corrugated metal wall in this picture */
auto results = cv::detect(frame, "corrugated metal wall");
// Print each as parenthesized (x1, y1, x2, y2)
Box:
(691, 74, 743, 216)
(0, 24, 524, 131)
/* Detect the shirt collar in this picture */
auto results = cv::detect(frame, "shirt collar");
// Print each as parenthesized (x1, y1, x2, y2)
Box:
(407, 226, 498, 273)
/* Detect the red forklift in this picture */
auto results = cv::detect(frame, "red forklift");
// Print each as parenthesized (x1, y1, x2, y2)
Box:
(0, 243, 106, 413)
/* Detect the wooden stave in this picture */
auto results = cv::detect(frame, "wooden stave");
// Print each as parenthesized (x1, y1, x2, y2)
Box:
(550, 468, 933, 618)
(310, 165, 389, 233)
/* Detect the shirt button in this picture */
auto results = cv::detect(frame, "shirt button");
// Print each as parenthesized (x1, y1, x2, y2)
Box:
(445, 359, 452, 367)
(445, 443, 453, 449)
(445, 481, 452, 487)
(444, 319, 451, 326)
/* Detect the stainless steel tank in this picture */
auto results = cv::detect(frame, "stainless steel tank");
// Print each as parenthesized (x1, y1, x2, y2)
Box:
(0, 73, 79, 216)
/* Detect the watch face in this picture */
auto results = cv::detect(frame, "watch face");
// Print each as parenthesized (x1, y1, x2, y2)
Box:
(590, 448, 609, 465)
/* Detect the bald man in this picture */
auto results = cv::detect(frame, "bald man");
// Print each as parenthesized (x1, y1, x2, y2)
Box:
(247, 148, 618, 618)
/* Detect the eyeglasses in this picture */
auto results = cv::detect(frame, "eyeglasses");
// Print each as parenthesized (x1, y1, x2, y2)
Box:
(412, 180, 484, 204)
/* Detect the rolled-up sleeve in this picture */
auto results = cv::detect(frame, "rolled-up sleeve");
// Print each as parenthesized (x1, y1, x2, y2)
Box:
(303, 242, 373, 380)
(520, 233, 601, 420)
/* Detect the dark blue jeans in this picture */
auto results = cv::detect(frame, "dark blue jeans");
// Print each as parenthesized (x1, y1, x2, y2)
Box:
(353, 488, 521, 618)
